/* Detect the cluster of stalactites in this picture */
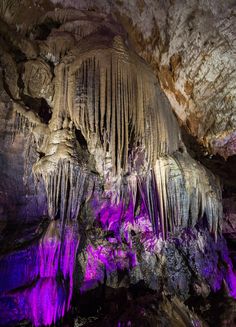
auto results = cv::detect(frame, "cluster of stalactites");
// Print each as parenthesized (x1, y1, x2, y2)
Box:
(10, 34, 222, 239)
(12, 102, 49, 154)
(34, 159, 95, 223)
(12, 103, 95, 223)
(126, 152, 222, 239)
(67, 36, 181, 175)
(12, 104, 40, 139)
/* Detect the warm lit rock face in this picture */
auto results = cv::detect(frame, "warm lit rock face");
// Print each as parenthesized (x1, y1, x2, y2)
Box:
(49, 0, 236, 159)
(0, 1, 235, 326)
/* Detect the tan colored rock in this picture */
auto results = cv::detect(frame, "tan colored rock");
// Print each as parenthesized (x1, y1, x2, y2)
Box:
(23, 59, 54, 103)
(50, 0, 236, 158)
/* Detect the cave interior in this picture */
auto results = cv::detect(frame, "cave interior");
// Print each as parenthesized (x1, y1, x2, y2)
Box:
(0, 1, 236, 326)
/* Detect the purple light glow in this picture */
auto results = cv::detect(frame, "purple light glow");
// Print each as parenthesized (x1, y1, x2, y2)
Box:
(27, 225, 79, 326)
(80, 197, 158, 292)
(1, 192, 236, 326)
(93, 198, 158, 252)
(0, 221, 79, 326)
(227, 265, 236, 299)
(27, 222, 79, 326)
(28, 277, 67, 326)
(80, 242, 137, 292)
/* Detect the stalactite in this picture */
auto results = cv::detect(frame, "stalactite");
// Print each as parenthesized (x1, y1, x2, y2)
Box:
(23, 131, 37, 185)
(12, 103, 95, 224)
(67, 35, 181, 176)
(153, 152, 223, 239)
(120, 151, 222, 240)
(3, 11, 234, 327)
(11, 31, 223, 241)
(11, 102, 49, 186)
(12, 102, 45, 138)
(34, 159, 94, 222)
(13, 111, 35, 137)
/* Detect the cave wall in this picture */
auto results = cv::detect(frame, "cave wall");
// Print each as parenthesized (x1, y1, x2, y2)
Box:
(0, 1, 235, 326)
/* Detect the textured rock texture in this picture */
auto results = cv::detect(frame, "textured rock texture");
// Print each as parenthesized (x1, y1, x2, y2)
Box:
(0, 0, 224, 236)
(0, 1, 235, 327)
(0, 69, 47, 225)
(50, 0, 236, 158)
(223, 193, 236, 264)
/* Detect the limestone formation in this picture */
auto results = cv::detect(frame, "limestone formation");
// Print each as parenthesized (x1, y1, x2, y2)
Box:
(0, 1, 235, 327)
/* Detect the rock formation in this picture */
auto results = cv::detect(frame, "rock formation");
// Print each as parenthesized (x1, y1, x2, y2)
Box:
(0, 1, 235, 326)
